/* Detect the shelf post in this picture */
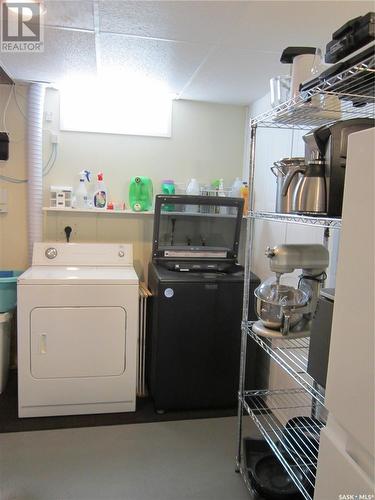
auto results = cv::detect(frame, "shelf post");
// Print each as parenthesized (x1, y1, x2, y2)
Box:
(236, 121, 257, 469)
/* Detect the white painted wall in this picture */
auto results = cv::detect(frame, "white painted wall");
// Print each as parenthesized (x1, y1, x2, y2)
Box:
(0, 84, 29, 271)
(43, 90, 246, 203)
(43, 91, 247, 280)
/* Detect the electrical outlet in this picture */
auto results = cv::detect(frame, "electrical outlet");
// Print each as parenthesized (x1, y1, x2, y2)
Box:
(57, 220, 79, 242)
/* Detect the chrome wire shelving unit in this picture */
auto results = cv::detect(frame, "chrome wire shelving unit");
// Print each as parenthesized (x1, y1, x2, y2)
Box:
(249, 210, 342, 228)
(236, 52, 375, 499)
(239, 388, 326, 500)
(252, 54, 375, 130)
(245, 322, 324, 405)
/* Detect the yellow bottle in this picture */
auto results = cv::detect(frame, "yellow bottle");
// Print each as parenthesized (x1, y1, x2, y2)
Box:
(240, 182, 249, 215)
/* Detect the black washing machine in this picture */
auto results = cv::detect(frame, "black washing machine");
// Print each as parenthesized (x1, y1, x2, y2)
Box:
(147, 194, 260, 412)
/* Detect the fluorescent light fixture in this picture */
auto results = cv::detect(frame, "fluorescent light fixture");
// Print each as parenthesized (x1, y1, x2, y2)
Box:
(59, 74, 173, 138)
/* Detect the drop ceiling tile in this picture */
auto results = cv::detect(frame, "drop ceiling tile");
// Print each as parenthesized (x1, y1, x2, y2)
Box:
(44, 0, 94, 31)
(180, 0, 373, 104)
(1, 28, 97, 84)
(99, 0, 245, 43)
(181, 47, 284, 105)
(226, 1, 374, 51)
(2, 0, 372, 105)
(99, 33, 212, 94)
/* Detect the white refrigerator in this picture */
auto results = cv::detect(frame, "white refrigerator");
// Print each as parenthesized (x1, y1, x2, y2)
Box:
(314, 128, 375, 498)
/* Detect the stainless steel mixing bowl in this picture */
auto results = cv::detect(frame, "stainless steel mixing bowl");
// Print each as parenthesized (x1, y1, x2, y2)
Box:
(254, 279, 309, 330)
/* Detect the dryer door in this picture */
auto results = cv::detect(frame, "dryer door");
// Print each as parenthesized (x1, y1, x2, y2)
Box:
(30, 307, 126, 378)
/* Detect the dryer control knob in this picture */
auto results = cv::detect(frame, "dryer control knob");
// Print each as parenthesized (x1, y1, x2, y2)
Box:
(118, 250, 125, 257)
(45, 247, 58, 259)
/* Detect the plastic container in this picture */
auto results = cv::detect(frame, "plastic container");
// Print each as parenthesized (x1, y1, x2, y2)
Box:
(218, 179, 228, 215)
(161, 179, 175, 195)
(270, 75, 291, 108)
(240, 182, 249, 215)
(229, 177, 243, 215)
(185, 178, 200, 212)
(0, 311, 12, 393)
(50, 186, 73, 208)
(161, 179, 175, 211)
(129, 176, 153, 212)
(93, 172, 107, 209)
(0, 270, 22, 312)
(229, 177, 243, 198)
(186, 178, 199, 196)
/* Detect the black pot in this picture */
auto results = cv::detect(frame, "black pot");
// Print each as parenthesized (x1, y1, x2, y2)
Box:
(251, 453, 303, 499)
(281, 416, 323, 464)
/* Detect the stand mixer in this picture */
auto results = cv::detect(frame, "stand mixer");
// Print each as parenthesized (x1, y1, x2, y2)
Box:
(253, 244, 329, 338)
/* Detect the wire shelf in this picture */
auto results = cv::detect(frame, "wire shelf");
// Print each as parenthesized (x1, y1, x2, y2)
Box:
(249, 211, 342, 228)
(237, 50, 373, 499)
(245, 322, 325, 405)
(240, 388, 326, 500)
(252, 55, 375, 129)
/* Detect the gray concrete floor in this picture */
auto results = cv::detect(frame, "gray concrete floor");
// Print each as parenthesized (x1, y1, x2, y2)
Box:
(0, 417, 254, 500)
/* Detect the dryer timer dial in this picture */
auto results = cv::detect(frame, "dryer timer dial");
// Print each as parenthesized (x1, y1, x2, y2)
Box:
(45, 247, 58, 259)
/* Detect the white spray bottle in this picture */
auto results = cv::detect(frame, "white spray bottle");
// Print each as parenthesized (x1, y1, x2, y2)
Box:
(73, 170, 91, 209)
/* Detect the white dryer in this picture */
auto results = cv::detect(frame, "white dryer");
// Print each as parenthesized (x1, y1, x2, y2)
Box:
(17, 243, 139, 418)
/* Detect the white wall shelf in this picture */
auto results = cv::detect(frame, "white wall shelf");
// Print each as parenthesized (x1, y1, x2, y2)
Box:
(43, 207, 246, 219)
(43, 207, 154, 215)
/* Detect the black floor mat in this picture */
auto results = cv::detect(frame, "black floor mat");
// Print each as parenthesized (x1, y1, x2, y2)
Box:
(0, 370, 237, 433)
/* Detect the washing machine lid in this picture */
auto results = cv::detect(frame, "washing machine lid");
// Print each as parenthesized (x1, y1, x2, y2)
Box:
(18, 266, 139, 285)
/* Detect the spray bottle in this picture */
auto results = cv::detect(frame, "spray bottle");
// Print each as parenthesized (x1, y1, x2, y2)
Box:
(73, 170, 91, 209)
(93, 172, 108, 209)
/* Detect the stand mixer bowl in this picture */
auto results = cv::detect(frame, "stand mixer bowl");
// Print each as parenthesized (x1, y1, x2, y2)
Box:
(254, 278, 309, 330)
